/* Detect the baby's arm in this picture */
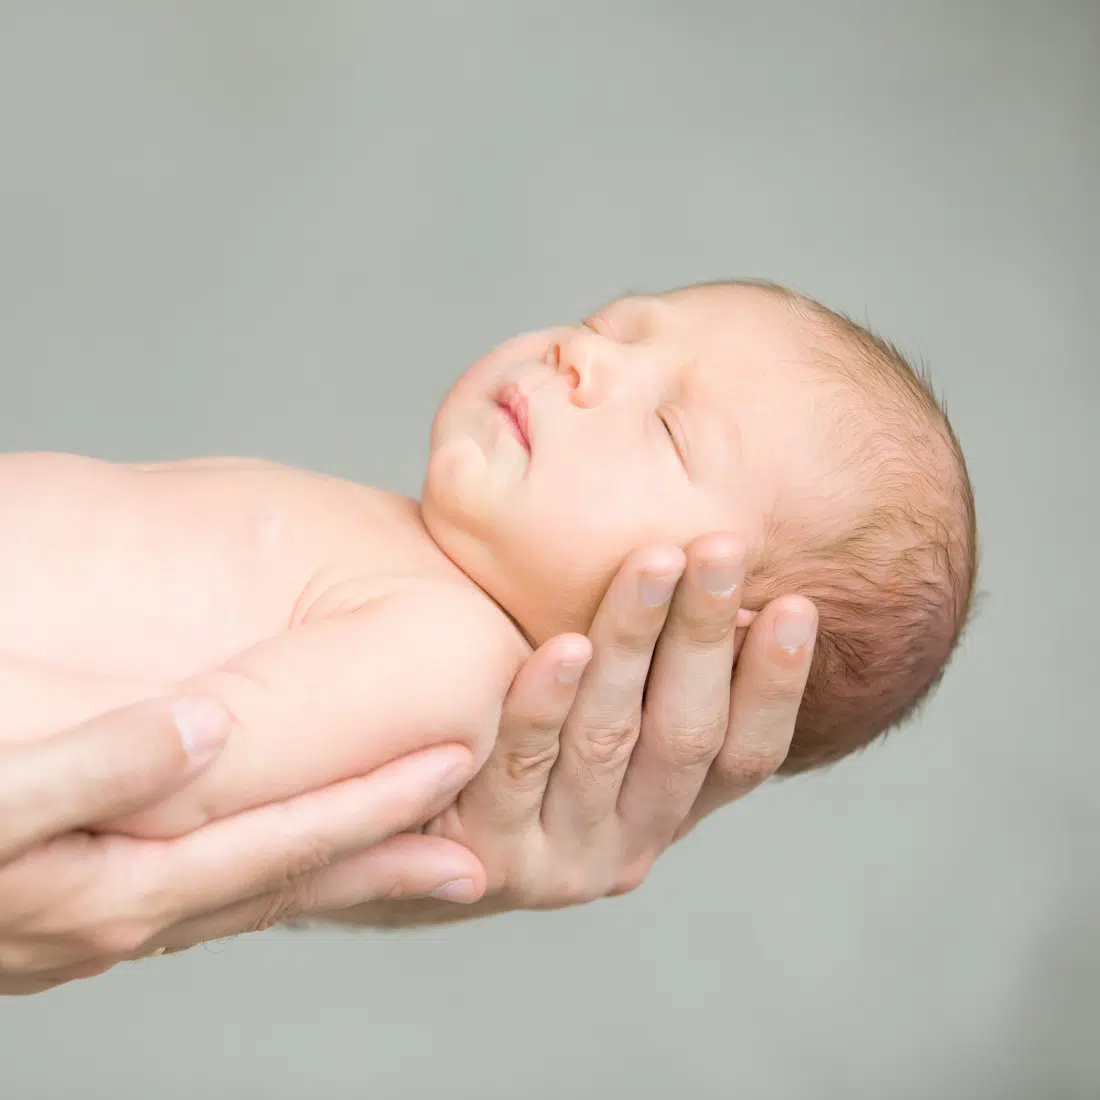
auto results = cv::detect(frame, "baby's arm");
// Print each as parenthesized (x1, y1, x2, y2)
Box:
(103, 581, 527, 838)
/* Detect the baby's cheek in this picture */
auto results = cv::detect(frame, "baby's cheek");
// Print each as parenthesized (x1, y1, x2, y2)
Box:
(451, 330, 552, 395)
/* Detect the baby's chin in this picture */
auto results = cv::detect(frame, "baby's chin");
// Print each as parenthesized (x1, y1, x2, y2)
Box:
(420, 464, 512, 593)
(424, 436, 488, 513)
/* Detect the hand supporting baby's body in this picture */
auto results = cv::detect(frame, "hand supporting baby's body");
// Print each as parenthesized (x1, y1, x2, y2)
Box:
(0, 453, 529, 837)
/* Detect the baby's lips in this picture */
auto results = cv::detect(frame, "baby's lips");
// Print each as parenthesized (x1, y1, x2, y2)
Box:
(497, 381, 532, 450)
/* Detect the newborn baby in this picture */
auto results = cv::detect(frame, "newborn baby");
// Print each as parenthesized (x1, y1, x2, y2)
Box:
(0, 280, 977, 838)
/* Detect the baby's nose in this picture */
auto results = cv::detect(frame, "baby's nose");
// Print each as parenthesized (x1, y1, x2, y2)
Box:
(547, 331, 609, 408)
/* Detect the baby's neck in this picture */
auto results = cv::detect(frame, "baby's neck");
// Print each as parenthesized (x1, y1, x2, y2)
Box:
(394, 494, 537, 648)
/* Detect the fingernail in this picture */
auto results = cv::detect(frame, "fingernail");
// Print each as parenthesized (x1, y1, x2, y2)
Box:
(174, 696, 231, 764)
(436, 762, 470, 803)
(556, 657, 589, 684)
(701, 560, 744, 597)
(429, 879, 478, 903)
(640, 571, 679, 607)
(774, 610, 814, 653)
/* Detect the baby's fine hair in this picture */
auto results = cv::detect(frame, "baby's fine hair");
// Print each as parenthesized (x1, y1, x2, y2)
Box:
(723, 279, 978, 774)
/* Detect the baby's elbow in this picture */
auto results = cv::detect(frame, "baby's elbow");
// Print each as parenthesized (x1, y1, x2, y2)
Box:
(435, 688, 502, 776)
(470, 697, 505, 772)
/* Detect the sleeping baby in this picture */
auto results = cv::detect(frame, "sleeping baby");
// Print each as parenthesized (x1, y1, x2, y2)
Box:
(0, 279, 977, 838)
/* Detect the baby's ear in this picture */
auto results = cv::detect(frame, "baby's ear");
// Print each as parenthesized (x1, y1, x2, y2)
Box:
(732, 608, 757, 664)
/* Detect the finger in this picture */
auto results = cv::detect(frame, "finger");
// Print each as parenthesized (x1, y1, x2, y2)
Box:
(542, 545, 685, 835)
(456, 633, 591, 829)
(0, 696, 229, 864)
(617, 534, 746, 848)
(136, 744, 476, 928)
(682, 596, 816, 833)
(155, 833, 486, 951)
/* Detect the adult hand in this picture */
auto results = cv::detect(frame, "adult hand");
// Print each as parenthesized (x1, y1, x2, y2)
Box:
(0, 696, 484, 995)
(330, 533, 817, 927)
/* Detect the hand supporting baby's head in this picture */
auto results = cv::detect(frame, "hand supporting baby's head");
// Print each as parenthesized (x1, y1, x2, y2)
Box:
(422, 280, 977, 774)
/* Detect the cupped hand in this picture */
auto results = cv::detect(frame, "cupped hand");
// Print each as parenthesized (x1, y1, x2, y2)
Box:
(421, 533, 817, 912)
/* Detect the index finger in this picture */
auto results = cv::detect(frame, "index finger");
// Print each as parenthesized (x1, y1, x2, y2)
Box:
(541, 545, 685, 835)
(456, 631, 592, 830)
(0, 696, 229, 864)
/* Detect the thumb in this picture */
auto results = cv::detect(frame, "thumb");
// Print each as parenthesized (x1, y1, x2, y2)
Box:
(0, 695, 229, 863)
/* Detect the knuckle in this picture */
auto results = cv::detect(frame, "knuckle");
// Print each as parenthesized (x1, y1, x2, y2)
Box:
(276, 880, 320, 923)
(542, 869, 595, 909)
(584, 733, 634, 770)
(273, 808, 336, 884)
(664, 718, 727, 768)
(610, 859, 652, 898)
(283, 841, 332, 884)
(243, 889, 309, 935)
(718, 745, 783, 790)
(582, 717, 639, 768)
(242, 905, 279, 935)
(505, 740, 560, 785)
(523, 705, 565, 739)
(88, 920, 152, 960)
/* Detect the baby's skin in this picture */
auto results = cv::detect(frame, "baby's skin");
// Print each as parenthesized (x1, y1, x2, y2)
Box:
(1, 283, 862, 838)
(0, 453, 529, 837)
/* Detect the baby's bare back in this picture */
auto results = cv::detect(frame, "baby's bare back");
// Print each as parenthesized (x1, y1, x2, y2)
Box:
(0, 453, 446, 682)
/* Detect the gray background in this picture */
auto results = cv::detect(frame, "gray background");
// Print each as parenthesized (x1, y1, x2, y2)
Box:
(0, 2, 1097, 1098)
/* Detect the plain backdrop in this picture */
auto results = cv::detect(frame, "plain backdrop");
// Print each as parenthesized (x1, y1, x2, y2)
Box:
(0, 3, 1097, 1098)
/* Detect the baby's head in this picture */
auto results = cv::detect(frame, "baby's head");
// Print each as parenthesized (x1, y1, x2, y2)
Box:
(422, 281, 977, 773)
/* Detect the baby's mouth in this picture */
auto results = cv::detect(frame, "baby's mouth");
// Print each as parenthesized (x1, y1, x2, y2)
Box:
(495, 382, 531, 453)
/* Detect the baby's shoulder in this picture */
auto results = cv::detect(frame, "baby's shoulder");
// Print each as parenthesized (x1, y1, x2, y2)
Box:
(309, 572, 528, 652)
(304, 572, 531, 695)
(139, 456, 431, 587)
(127, 457, 530, 672)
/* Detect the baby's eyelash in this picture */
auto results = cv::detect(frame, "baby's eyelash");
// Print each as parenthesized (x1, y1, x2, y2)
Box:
(658, 411, 686, 469)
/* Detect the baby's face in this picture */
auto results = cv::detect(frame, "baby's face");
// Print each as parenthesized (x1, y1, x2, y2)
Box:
(422, 284, 833, 642)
